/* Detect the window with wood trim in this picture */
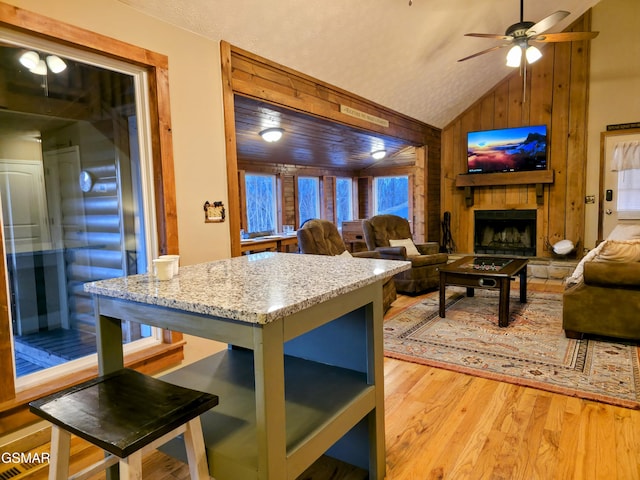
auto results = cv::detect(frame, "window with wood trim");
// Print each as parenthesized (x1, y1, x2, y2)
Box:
(244, 173, 278, 235)
(373, 175, 410, 220)
(0, 5, 178, 433)
(336, 177, 354, 229)
(0, 36, 161, 382)
(298, 176, 320, 225)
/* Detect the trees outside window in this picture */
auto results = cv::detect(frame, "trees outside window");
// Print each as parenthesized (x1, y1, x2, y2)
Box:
(336, 177, 353, 229)
(374, 175, 409, 219)
(245, 173, 277, 234)
(298, 176, 320, 225)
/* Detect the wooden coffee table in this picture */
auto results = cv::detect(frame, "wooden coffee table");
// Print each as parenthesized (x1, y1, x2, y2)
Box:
(439, 256, 528, 327)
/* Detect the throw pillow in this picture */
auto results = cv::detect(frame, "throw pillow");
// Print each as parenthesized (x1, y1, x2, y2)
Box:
(607, 223, 640, 241)
(389, 238, 421, 257)
(595, 239, 640, 262)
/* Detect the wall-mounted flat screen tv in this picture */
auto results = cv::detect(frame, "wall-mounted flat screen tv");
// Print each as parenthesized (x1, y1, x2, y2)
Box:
(467, 125, 547, 174)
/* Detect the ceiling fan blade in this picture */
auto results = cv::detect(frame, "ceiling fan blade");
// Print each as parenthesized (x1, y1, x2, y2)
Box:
(526, 10, 570, 36)
(464, 33, 512, 40)
(531, 31, 599, 42)
(458, 45, 509, 62)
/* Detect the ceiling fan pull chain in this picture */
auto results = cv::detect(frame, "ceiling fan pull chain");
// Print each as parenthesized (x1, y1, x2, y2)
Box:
(522, 62, 527, 105)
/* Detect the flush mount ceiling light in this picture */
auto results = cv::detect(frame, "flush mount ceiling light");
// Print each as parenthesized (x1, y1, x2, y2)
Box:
(259, 128, 284, 143)
(371, 149, 387, 160)
(19, 51, 67, 75)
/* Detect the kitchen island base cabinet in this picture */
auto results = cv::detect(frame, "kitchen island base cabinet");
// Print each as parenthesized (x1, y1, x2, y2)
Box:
(86, 253, 409, 480)
(160, 304, 383, 480)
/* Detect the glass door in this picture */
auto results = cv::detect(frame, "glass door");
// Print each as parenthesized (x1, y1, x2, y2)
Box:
(0, 32, 157, 379)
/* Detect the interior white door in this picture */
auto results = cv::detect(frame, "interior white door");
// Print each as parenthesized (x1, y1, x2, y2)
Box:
(43, 146, 85, 249)
(0, 159, 51, 254)
(602, 132, 640, 239)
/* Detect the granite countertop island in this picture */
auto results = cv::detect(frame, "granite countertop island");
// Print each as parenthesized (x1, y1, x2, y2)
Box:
(84, 251, 410, 324)
(85, 251, 410, 480)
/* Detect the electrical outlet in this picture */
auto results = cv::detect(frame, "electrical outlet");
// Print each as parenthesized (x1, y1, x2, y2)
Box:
(585, 195, 595, 204)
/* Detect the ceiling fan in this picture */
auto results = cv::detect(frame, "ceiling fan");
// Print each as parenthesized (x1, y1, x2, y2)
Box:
(458, 0, 599, 67)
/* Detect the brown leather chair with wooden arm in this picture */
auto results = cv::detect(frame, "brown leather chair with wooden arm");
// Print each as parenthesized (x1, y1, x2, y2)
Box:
(297, 218, 397, 311)
(363, 214, 448, 294)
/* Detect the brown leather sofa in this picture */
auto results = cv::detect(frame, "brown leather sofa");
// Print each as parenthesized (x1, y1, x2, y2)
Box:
(297, 218, 397, 311)
(563, 261, 640, 340)
(362, 214, 448, 294)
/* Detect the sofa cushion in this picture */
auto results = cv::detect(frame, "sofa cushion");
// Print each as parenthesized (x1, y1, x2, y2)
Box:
(566, 238, 640, 287)
(595, 239, 640, 262)
(583, 261, 640, 288)
(389, 238, 420, 257)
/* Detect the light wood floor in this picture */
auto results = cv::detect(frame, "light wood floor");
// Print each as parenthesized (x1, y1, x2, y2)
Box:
(9, 279, 640, 479)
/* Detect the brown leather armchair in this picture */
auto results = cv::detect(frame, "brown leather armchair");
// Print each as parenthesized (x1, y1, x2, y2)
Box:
(363, 214, 448, 294)
(297, 219, 397, 311)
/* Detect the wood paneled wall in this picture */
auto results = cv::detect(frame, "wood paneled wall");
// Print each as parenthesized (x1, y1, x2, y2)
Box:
(441, 12, 593, 258)
(223, 42, 441, 256)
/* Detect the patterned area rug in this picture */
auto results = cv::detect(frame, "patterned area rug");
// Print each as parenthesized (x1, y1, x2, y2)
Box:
(384, 288, 640, 409)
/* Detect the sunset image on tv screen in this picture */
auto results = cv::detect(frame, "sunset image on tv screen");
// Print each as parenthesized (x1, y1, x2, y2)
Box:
(467, 125, 547, 174)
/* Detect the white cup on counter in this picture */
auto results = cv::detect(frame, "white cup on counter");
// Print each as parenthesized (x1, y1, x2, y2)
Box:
(159, 254, 180, 276)
(153, 258, 176, 280)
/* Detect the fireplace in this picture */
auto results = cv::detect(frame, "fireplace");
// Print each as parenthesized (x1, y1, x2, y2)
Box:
(474, 210, 536, 256)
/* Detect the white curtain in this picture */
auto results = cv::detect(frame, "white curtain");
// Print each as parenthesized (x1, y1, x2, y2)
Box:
(612, 141, 640, 171)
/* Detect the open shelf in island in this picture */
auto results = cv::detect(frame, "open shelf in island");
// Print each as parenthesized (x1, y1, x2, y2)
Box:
(160, 348, 376, 480)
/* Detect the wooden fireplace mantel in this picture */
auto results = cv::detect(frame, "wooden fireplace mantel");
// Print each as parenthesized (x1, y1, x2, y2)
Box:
(456, 170, 555, 206)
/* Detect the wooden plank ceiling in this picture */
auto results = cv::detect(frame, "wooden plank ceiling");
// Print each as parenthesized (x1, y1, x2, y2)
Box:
(234, 95, 418, 171)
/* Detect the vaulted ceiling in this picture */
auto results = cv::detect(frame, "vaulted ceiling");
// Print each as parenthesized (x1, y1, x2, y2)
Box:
(118, 0, 601, 129)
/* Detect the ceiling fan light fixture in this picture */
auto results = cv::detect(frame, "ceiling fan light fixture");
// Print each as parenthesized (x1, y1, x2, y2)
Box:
(506, 45, 523, 68)
(371, 149, 387, 160)
(46, 55, 67, 73)
(19, 50, 40, 69)
(259, 128, 284, 142)
(525, 45, 542, 64)
(30, 59, 48, 76)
